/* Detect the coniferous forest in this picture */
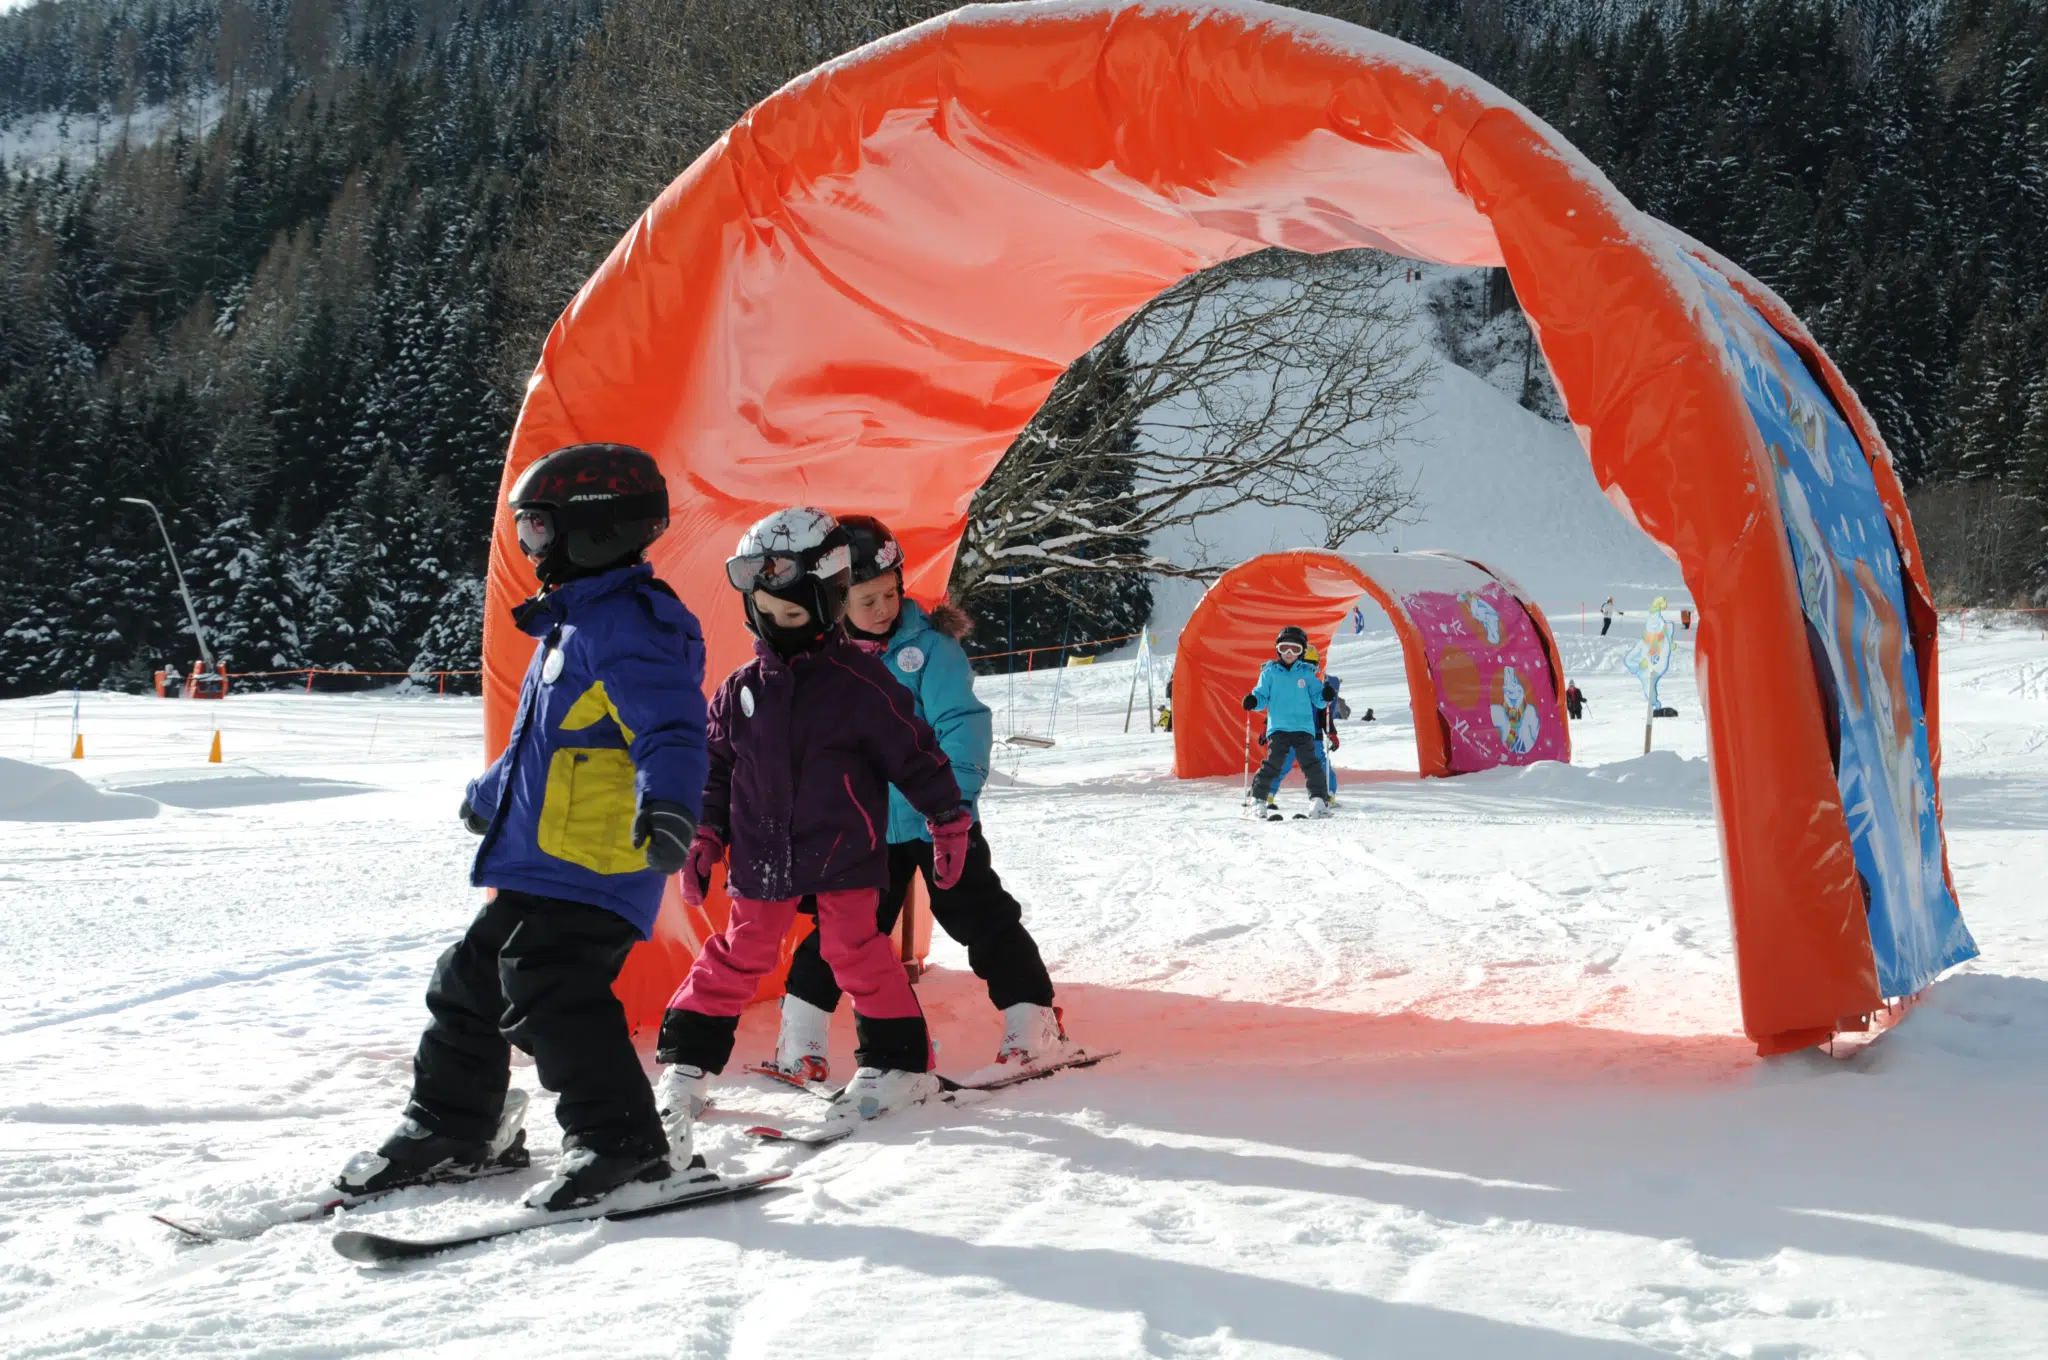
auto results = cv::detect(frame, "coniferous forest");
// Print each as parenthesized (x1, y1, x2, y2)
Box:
(2, 0, 2045, 697)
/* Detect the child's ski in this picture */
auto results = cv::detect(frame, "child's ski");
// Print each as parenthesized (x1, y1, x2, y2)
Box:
(747, 1049, 1120, 1144)
(330, 1168, 791, 1263)
(153, 1162, 527, 1244)
(942, 1047, 1120, 1092)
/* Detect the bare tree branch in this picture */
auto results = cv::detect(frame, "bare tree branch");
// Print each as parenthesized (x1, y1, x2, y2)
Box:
(951, 247, 1432, 602)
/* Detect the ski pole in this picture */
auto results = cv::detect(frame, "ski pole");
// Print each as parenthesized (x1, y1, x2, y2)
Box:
(1243, 714, 1252, 794)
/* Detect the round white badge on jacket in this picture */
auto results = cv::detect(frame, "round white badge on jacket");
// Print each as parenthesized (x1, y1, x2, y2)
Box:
(740, 684, 755, 717)
(897, 646, 925, 674)
(542, 648, 565, 684)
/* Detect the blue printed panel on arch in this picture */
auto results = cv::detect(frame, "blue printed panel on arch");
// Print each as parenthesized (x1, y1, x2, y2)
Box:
(1686, 258, 1975, 1000)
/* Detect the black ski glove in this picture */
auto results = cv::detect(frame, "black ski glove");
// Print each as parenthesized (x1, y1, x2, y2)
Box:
(633, 799, 698, 875)
(459, 798, 489, 836)
(1241, 693, 1258, 711)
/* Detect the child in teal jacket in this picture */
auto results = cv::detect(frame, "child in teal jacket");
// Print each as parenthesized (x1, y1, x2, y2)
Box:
(764, 516, 1074, 1087)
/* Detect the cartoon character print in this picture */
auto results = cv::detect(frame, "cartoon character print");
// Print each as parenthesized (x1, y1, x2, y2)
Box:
(1853, 559, 1924, 854)
(1489, 664, 1541, 756)
(1786, 387, 1835, 485)
(1621, 597, 1675, 703)
(1459, 591, 1503, 646)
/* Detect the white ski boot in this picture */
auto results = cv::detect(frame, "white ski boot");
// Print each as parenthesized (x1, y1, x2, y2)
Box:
(1308, 797, 1333, 819)
(836, 1066, 941, 1121)
(960, 1003, 1077, 1086)
(748, 995, 833, 1088)
(653, 1064, 708, 1165)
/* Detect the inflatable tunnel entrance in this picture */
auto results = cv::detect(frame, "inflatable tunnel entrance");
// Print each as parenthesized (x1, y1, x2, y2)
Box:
(1174, 551, 1570, 780)
(487, 1, 1972, 1053)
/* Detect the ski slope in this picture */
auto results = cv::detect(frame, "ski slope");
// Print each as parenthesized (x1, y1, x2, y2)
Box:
(3, 615, 2047, 1358)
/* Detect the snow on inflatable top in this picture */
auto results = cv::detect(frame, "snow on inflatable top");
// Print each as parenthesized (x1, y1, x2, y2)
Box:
(489, 0, 1962, 1052)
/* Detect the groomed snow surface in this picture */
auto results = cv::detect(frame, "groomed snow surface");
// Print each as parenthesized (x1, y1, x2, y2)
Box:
(4, 615, 2048, 1358)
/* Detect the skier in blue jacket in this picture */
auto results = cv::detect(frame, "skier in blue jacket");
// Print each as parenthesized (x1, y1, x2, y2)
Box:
(762, 515, 1074, 1087)
(1275, 650, 1343, 803)
(1244, 625, 1331, 818)
(337, 443, 710, 1214)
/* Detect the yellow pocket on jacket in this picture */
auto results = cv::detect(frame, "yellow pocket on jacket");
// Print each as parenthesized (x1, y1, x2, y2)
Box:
(537, 747, 643, 875)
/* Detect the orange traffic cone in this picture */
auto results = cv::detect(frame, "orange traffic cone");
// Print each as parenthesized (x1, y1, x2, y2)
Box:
(208, 731, 222, 764)
(70, 734, 83, 760)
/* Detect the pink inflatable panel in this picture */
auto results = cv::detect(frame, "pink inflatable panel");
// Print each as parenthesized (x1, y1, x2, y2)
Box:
(1367, 553, 1568, 773)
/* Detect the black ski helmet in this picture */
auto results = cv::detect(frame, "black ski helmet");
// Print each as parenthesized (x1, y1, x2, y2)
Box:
(839, 514, 905, 586)
(508, 443, 670, 586)
(1275, 625, 1310, 655)
(727, 507, 853, 652)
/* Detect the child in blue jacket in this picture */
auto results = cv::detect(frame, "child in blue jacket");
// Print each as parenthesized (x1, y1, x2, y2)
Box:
(336, 444, 709, 1214)
(761, 516, 1074, 1088)
(1243, 625, 1331, 817)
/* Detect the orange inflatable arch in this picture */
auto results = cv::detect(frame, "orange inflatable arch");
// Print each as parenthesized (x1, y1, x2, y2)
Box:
(1174, 550, 1571, 780)
(488, 1, 1952, 1054)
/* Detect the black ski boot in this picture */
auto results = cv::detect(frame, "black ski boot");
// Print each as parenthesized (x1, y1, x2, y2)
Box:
(524, 1134, 673, 1213)
(336, 1089, 531, 1198)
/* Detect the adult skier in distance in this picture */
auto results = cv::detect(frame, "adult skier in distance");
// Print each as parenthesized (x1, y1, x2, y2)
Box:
(757, 515, 1073, 1090)
(651, 508, 972, 1157)
(336, 442, 709, 1213)
(1243, 625, 1331, 819)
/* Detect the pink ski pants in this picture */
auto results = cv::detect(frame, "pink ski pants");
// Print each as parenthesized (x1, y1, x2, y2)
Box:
(670, 888, 922, 1021)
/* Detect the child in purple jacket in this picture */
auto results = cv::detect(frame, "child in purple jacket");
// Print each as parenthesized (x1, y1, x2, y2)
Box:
(651, 508, 972, 1154)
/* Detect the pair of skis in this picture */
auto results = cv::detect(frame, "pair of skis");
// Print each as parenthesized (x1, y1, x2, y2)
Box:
(156, 1049, 1116, 1262)
(155, 1158, 795, 1261)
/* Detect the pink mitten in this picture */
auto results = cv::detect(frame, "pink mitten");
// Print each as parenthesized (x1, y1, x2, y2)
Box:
(928, 811, 973, 890)
(681, 826, 725, 907)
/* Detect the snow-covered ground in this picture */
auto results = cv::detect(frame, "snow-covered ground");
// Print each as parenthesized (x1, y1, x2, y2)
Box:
(4, 612, 2047, 1358)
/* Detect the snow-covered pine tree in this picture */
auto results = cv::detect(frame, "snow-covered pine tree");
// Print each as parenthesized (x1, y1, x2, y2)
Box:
(411, 576, 486, 694)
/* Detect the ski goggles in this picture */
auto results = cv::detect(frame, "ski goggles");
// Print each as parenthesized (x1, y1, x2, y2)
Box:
(513, 508, 556, 557)
(1276, 643, 1304, 658)
(724, 542, 850, 592)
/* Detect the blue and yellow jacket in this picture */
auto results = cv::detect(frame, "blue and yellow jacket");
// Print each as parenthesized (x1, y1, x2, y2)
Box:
(1249, 657, 1326, 735)
(464, 564, 709, 937)
(878, 600, 990, 844)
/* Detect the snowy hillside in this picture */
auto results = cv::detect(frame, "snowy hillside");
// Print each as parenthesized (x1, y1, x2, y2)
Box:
(1145, 264, 1684, 647)
(3, 613, 2046, 1357)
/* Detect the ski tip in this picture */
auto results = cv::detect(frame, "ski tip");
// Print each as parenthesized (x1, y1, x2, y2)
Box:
(152, 1214, 215, 1242)
(331, 1229, 395, 1264)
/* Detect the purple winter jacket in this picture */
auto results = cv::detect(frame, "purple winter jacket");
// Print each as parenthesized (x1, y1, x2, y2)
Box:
(702, 632, 963, 902)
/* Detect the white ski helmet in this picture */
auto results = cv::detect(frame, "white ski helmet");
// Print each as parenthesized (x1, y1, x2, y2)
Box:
(726, 507, 854, 647)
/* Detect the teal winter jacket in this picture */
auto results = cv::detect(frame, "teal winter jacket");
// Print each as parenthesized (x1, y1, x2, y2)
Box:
(876, 599, 991, 843)
(1249, 657, 1327, 736)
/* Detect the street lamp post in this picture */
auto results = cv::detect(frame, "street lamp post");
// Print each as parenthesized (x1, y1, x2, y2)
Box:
(119, 497, 215, 665)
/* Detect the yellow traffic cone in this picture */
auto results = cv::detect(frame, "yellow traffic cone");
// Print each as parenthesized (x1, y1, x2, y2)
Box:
(70, 734, 83, 760)
(208, 731, 222, 764)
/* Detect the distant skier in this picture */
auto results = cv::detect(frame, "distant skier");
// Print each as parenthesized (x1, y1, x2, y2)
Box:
(1680, 606, 1693, 632)
(1600, 597, 1618, 636)
(336, 443, 708, 1213)
(760, 515, 1073, 1090)
(1242, 625, 1331, 818)
(652, 508, 971, 1159)
(1565, 680, 1586, 720)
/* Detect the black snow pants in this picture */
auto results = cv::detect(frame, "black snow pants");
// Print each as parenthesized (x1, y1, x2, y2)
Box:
(783, 823, 1055, 1015)
(1600, 617, 1613, 635)
(1252, 730, 1329, 802)
(406, 890, 663, 1158)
